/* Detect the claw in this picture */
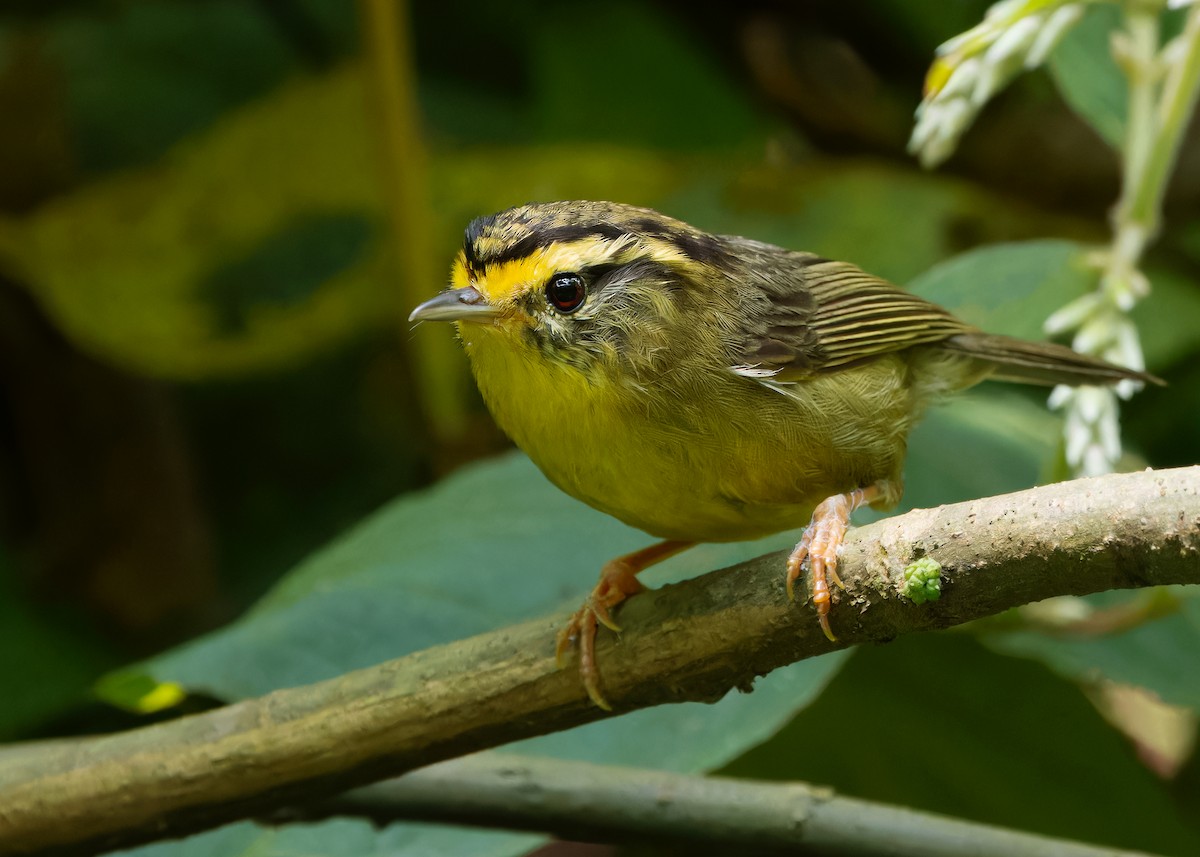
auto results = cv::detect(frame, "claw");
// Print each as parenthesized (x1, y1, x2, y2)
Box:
(787, 483, 888, 641)
(556, 540, 693, 709)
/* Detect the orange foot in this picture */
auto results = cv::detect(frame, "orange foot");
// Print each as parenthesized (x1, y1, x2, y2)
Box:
(787, 483, 887, 642)
(556, 540, 692, 710)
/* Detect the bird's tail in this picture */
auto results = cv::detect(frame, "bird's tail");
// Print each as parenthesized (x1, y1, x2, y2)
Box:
(943, 333, 1163, 387)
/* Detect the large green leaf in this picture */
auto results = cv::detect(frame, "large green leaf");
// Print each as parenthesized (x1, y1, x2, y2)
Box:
(1048, 2, 1127, 148)
(723, 634, 1200, 856)
(907, 239, 1092, 338)
(530, 0, 765, 149)
(981, 588, 1200, 711)
(132, 449, 851, 757)
(46, 1, 300, 172)
(0, 555, 118, 739)
(112, 388, 1066, 856)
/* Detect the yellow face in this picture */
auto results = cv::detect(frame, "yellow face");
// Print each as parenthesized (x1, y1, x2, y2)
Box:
(451, 233, 688, 309)
(413, 202, 732, 375)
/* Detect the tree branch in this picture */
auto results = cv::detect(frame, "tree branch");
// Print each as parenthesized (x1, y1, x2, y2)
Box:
(1, 467, 1197, 856)
(304, 753, 1164, 857)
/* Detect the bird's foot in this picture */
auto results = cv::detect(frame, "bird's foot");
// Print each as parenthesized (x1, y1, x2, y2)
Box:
(555, 540, 693, 710)
(787, 484, 884, 641)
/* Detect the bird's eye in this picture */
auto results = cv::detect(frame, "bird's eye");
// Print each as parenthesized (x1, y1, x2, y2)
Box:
(545, 273, 586, 313)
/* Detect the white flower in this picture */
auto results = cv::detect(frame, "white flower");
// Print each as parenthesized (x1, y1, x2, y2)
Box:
(910, 1, 1086, 167)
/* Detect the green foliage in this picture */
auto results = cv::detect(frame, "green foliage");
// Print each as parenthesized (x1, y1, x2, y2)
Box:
(1049, 2, 1128, 147)
(0, 67, 392, 379)
(108, 383, 1067, 854)
(530, 1, 765, 149)
(982, 589, 1200, 710)
(723, 634, 1200, 855)
(126, 451, 851, 754)
(2, 1, 1198, 855)
(0, 559, 117, 739)
(907, 240, 1093, 338)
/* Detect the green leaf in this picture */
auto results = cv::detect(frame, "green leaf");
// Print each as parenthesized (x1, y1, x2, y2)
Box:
(1133, 266, 1200, 370)
(907, 239, 1093, 339)
(723, 634, 1200, 855)
(981, 588, 1200, 711)
(0, 555, 118, 739)
(666, 165, 1095, 286)
(0, 67, 394, 379)
(1048, 2, 1126, 148)
(531, 1, 765, 150)
(46, 1, 300, 172)
(903, 388, 1063, 512)
(125, 450, 849, 762)
(122, 390, 1063, 771)
(117, 448, 853, 855)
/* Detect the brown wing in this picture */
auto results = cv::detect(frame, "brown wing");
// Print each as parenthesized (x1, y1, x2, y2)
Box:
(731, 245, 976, 379)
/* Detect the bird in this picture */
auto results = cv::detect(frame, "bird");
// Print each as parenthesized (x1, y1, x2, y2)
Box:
(409, 200, 1157, 709)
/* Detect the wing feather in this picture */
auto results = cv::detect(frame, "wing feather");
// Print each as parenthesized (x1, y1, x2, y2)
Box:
(732, 250, 975, 378)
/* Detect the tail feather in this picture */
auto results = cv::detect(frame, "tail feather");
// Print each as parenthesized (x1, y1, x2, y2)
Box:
(944, 333, 1163, 388)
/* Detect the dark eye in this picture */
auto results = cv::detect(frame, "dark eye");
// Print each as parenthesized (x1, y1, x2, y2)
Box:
(545, 272, 586, 313)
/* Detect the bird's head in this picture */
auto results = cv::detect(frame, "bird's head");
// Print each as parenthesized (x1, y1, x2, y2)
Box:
(410, 201, 735, 376)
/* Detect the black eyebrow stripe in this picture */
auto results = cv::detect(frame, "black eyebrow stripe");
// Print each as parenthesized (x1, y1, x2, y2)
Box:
(463, 214, 497, 271)
(471, 222, 629, 268)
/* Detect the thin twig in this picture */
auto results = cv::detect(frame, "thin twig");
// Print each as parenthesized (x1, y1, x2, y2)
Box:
(358, 0, 468, 438)
(306, 753, 1165, 857)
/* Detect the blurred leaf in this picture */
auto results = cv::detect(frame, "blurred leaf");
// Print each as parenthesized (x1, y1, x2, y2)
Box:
(94, 672, 185, 715)
(981, 588, 1200, 711)
(46, 1, 292, 172)
(1048, 2, 1126, 148)
(907, 239, 1093, 339)
(0, 66, 393, 379)
(531, 1, 765, 150)
(2, 69, 1102, 382)
(902, 389, 1062, 513)
(121, 450, 850, 771)
(723, 634, 1200, 855)
(904, 237, 1198, 372)
(0, 559, 116, 738)
(668, 165, 1096, 285)
(44, 0, 354, 173)
(114, 817, 541, 857)
(199, 212, 374, 335)
(1133, 266, 1200, 370)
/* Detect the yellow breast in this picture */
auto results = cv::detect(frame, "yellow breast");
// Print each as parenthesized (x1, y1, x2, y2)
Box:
(460, 322, 916, 543)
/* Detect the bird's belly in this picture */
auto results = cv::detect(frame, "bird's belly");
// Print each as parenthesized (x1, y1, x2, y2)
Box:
(468, 337, 913, 543)
(548, 439, 826, 542)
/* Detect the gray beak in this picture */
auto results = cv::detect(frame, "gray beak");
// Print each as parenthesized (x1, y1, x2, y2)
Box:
(408, 286, 498, 322)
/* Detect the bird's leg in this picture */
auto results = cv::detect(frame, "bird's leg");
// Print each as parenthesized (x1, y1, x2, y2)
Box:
(556, 539, 693, 710)
(787, 481, 896, 642)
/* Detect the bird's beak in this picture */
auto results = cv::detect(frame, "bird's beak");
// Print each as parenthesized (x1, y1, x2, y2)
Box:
(408, 286, 499, 323)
